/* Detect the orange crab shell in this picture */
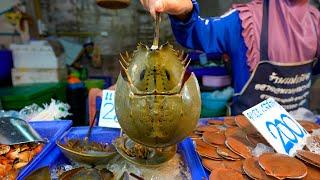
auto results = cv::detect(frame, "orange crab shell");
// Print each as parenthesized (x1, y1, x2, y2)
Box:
(209, 168, 244, 180)
(225, 127, 244, 138)
(258, 153, 307, 179)
(0, 145, 10, 155)
(296, 150, 320, 168)
(225, 137, 252, 159)
(196, 143, 222, 160)
(195, 125, 219, 134)
(224, 117, 237, 127)
(243, 157, 275, 180)
(246, 132, 269, 147)
(203, 131, 226, 146)
(202, 158, 224, 171)
(234, 115, 252, 129)
(6, 149, 19, 160)
(304, 164, 320, 180)
(216, 146, 242, 160)
(33, 144, 44, 154)
(298, 120, 320, 133)
(18, 150, 34, 162)
(223, 160, 244, 174)
(207, 119, 225, 125)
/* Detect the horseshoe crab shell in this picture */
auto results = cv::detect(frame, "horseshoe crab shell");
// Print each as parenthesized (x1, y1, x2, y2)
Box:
(209, 168, 244, 180)
(196, 143, 222, 160)
(203, 131, 226, 146)
(216, 146, 242, 160)
(243, 157, 275, 180)
(296, 150, 320, 168)
(208, 119, 224, 125)
(225, 137, 252, 159)
(195, 125, 219, 134)
(202, 158, 224, 171)
(298, 121, 320, 133)
(224, 117, 237, 127)
(258, 153, 307, 179)
(115, 43, 201, 148)
(304, 164, 320, 180)
(225, 127, 243, 138)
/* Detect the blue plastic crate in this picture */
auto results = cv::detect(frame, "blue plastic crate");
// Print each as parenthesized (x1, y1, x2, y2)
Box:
(29, 126, 207, 180)
(17, 120, 73, 180)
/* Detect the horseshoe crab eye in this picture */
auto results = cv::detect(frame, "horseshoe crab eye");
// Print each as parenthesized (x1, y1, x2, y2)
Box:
(165, 69, 170, 81)
(140, 69, 146, 80)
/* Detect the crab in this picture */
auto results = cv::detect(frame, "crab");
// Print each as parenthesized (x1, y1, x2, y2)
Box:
(0, 143, 44, 179)
(59, 167, 114, 180)
(115, 43, 201, 148)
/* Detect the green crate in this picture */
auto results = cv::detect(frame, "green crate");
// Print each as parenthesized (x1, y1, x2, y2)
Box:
(0, 83, 66, 110)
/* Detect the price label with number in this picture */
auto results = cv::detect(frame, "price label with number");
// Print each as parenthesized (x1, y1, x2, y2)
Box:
(242, 98, 309, 156)
(98, 90, 120, 128)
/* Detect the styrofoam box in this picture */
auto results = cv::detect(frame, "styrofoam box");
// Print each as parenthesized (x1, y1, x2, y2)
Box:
(10, 43, 64, 69)
(12, 68, 67, 86)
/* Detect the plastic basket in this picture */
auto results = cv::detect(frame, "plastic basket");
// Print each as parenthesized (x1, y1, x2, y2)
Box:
(29, 126, 207, 180)
(17, 120, 73, 180)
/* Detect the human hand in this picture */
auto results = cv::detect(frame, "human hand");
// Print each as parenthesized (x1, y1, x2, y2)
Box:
(140, 0, 193, 19)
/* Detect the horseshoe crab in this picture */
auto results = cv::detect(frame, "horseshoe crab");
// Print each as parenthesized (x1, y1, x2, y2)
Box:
(258, 153, 307, 179)
(209, 168, 244, 180)
(59, 167, 114, 180)
(203, 131, 226, 146)
(243, 157, 275, 180)
(225, 137, 252, 159)
(216, 146, 242, 160)
(115, 43, 201, 149)
(296, 150, 320, 168)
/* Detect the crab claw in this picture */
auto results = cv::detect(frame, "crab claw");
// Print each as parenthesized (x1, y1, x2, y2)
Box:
(6, 149, 19, 160)
(0, 145, 10, 155)
(13, 162, 28, 169)
(18, 151, 32, 162)
(33, 144, 44, 154)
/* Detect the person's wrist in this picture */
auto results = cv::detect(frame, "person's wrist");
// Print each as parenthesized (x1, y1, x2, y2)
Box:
(174, 10, 192, 21)
(173, 1, 193, 21)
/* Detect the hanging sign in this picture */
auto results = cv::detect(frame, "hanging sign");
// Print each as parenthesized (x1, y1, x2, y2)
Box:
(243, 98, 309, 156)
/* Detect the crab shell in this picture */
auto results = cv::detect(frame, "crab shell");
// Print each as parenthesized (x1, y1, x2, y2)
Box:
(115, 43, 201, 148)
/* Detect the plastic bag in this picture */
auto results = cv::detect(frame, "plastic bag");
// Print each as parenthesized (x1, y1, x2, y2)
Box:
(19, 99, 71, 121)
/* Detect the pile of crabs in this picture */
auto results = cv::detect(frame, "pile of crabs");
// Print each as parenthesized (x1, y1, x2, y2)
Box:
(0, 143, 43, 179)
(191, 115, 320, 180)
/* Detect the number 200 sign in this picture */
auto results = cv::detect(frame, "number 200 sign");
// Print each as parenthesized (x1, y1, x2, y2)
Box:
(243, 98, 309, 156)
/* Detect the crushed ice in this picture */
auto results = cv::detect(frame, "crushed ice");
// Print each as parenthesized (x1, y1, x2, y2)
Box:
(252, 143, 275, 157)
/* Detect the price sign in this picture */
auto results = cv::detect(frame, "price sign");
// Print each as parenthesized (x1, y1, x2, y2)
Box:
(243, 98, 309, 156)
(98, 90, 120, 128)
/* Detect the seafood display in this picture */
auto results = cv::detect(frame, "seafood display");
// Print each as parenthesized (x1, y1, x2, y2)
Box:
(59, 167, 114, 180)
(0, 142, 44, 179)
(191, 115, 320, 179)
(57, 138, 117, 166)
(59, 139, 116, 154)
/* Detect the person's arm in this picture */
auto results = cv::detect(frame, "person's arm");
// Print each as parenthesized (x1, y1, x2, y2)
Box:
(169, 0, 242, 56)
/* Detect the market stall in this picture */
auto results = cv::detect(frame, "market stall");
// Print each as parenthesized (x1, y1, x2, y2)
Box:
(0, 0, 319, 179)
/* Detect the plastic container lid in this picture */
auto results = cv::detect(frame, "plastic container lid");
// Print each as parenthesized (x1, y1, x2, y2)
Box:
(0, 83, 66, 110)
